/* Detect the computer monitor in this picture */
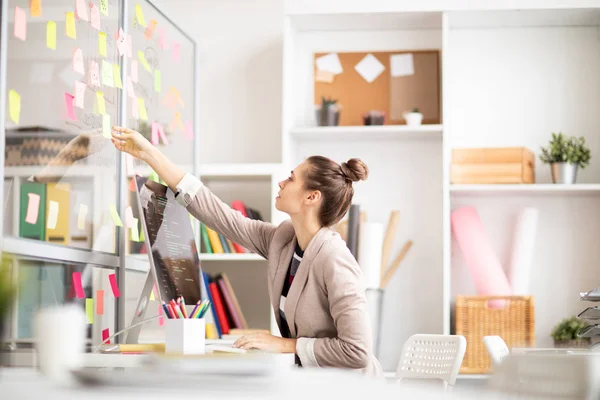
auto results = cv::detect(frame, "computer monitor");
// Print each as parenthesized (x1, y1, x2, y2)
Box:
(126, 175, 207, 343)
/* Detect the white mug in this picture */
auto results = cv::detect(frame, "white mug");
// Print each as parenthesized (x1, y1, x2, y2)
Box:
(33, 304, 86, 384)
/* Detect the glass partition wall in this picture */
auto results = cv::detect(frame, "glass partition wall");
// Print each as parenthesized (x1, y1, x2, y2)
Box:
(0, 0, 197, 349)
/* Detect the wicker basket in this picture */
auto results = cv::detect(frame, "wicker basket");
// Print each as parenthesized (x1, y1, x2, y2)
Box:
(456, 295, 535, 374)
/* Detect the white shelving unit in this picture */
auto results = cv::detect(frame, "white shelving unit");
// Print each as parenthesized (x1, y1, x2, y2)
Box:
(282, 1, 600, 375)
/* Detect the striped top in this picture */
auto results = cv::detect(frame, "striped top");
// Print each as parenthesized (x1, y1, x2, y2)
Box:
(279, 243, 304, 339)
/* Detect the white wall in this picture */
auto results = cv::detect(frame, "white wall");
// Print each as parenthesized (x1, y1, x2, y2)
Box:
(154, 0, 284, 164)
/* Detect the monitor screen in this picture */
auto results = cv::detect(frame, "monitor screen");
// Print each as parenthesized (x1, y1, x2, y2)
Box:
(135, 175, 202, 305)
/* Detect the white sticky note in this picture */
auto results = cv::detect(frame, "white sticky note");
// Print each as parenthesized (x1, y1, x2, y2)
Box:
(390, 53, 414, 77)
(354, 54, 385, 83)
(125, 206, 134, 228)
(73, 48, 85, 75)
(315, 53, 343, 75)
(78, 204, 88, 230)
(101, 60, 114, 87)
(47, 200, 59, 230)
(89, 60, 100, 87)
(25, 193, 40, 224)
(102, 114, 110, 138)
(74, 80, 86, 109)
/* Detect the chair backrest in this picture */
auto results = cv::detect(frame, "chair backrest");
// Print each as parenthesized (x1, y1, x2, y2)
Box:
(395, 334, 467, 387)
(483, 335, 509, 368)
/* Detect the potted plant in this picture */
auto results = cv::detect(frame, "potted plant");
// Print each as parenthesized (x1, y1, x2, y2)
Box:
(402, 107, 423, 126)
(539, 132, 591, 184)
(550, 316, 591, 348)
(315, 96, 341, 126)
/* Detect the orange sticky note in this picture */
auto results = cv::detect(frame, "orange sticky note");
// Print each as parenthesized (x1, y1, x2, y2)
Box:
(8, 89, 21, 124)
(96, 290, 104, 314)
(25, 192, 40, 224)
(65, 12, 76, 39)
(46, 21, 56, 50)
(144, 19, 157, 40)
(14, 7, 27, 41)
(98, 32, 107, 57)
(30, 0, 42, 17)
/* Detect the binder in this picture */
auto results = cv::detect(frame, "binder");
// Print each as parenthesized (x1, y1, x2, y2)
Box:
(19, 181, 46, 240)
(45, 182, 71, 245)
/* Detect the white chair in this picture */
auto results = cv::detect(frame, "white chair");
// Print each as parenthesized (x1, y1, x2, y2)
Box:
(483, 335, 510, 369)
(395, 334, 467, 390)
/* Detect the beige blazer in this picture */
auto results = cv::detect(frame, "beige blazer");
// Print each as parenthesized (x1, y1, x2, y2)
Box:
(175, 173, 384, 378)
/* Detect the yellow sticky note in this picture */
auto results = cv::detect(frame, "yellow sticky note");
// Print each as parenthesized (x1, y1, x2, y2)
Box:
(96, 91, 106, 115)
(139, 222, 145, 242)
(65, 12, 76, 39)
(113, 64, 123, 88)
(130, 217, 140, 242)
(102, 114, 110, 138)
(46, 21, 56, 50)
(8, 90, 21, 124)
(135, 4, 146, 27)
(99, 32, 107, 57)
(138, 51, 151, 72)
(109, 204, 123, 226)
(154, 70, 161, 93)
(30, 0, 42, 17)
(86, 298, 94, 324)
(77, 204, 88, 230)
(138, 98, 148, 121)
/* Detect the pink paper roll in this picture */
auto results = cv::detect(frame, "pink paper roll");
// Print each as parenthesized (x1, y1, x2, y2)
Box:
(451, 206, 511, 305)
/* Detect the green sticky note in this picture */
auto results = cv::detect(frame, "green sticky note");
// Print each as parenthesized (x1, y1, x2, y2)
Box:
(8, 89, 21, 124)
(99, 32, 107, 57)
(139, 222, 145, 242)
(86, 298, 94, 324)
(113, 64, 123, 88)
(149, 169, 159, 183)
(109, 204, 123, 226)
(46, 21, 56, 50)
(102, 114, 110, 138)
(154, 70, 161, 93)
(130, 217, 140, 242)
(100, 0, 108, 16)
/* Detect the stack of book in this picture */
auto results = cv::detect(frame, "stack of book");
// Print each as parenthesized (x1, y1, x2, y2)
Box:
(201, 272, 249, 339)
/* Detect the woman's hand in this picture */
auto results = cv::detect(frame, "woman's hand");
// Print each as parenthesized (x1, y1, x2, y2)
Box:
(233, 333, 297, 353)
(110, 126, 155, 162)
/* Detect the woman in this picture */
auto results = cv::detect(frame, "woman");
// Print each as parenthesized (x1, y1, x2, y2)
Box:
(111, 126, 383, 377)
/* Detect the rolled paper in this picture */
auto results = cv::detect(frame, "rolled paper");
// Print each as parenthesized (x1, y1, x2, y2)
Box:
(357, 222, 384, 289)
(508, 208, 539, 295)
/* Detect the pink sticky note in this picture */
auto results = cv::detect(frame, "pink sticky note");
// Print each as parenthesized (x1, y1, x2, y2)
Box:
(116, 27, 126, 56)
(64, 92, 77, 121)
(73, 48, 85, 75)
(72, 271, 85, 299)
(89, 60, 100, 87)
(14, 7, 27, 41)
(184, 120, 194, 141)
(125, 206, 134, 228)
(25, 192, 40, 224)
(152, 121, 168, 145)
(74, 80, 86, 109)
(151, 121, 159, 144)
(90, 4, 101, 30)
(96, 290, 104, 314)
(127, 77, 136, 98)
(158, 28, 167, 49)
(130, 60, 138, 82)
(108, 273, 120, 297)
(75, 0, 88, 21)
(102, 328, 110, 344)
(158, 304, 164, 326)
(172, 42, 180, 62)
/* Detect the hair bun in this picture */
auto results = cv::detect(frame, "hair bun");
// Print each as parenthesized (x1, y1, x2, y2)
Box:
(341, 158, 369, 182)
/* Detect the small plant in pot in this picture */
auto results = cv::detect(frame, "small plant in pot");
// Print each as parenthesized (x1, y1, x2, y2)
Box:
(539, 132, 591, 184)
(402, 107, 423, 126)
(315, 96, 341, 127)
(550, 316, 591, 348)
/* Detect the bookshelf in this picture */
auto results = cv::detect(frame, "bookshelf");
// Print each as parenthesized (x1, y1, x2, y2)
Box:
(282, 1, 600, 374)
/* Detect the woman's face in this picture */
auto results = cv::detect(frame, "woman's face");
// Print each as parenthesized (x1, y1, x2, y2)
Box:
(275, 162, 316, 215)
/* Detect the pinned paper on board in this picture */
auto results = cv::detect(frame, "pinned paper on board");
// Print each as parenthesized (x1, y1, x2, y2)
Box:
(89, 60, 100, 87)
(72, 272, 85, 299)
(102, 114, 110, 138)
(315, 69, 334, 83)
(73, 48, 85, 75)
(116, 28, 126, 55)
(74, 80, 86, 109)
(78, 204, 88, 230)
(108, 273, 120, 297)
(113, 64, 123, 88)
(65, 12, 76, 39)
(99, 32, 107, 57)
(109, 204, 123, 226)
(8, 90, 21, 124)
(25, 193, 40, 224)
(90, 4, 101, 30)
(354, 53, 385, 83)
(30, 0, 42, 17)
(47, 200, 59, 229)
(145, 19, 157, 40)
(95, 91, 106, 115)
(127, 77, 136, 98)
(85, 299, 94, 324)
(46, 21, 56, 50)
(14, 7, 27, 41)
(131, 60, 138, 82)
(184, 120, 194, 141)
(96, 290, 104, 315)
(154, 70, 161, 92)
(315, 53, 343, 75)
(135, 4, 146, 27)
(138, 98, 148, 121)
(101, 60, 114, 87)
(100, 0, 108, 16)
(75, 0, 88, 21)
(390, 53, 414, 77)
(64, 92, 77, 121)
(138, 51, 151, 72)
(172, 42, 180, 62)
(130, 217, 140, 242)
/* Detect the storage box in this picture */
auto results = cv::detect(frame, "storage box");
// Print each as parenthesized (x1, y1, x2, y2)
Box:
(455, 295, 535, 374)
(451, 147, 535, 184)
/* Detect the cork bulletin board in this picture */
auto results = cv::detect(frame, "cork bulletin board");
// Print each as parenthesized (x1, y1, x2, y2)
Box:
(314, 50, 441, 126)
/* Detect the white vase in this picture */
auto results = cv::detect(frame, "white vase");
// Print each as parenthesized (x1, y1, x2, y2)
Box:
(403, 112, 423, 126)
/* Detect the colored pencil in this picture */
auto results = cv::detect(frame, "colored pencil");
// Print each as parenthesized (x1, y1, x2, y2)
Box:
(189, 300, 201, 319)
(180, 297, 189, 318)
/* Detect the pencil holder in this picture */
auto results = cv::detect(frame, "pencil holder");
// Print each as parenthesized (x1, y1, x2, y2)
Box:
(165, 318, 206, 355)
